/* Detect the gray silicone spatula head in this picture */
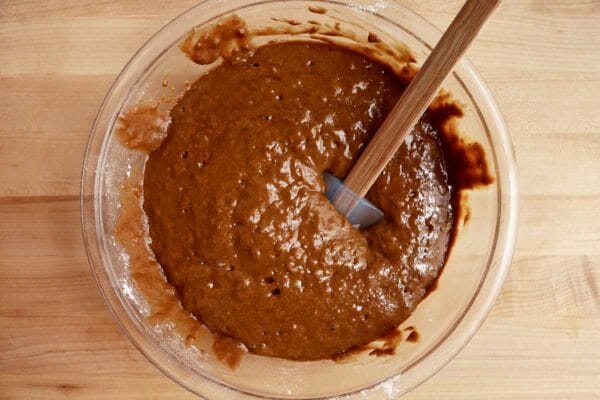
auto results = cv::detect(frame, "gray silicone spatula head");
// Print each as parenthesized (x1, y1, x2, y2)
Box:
(323, 172, 383, 229)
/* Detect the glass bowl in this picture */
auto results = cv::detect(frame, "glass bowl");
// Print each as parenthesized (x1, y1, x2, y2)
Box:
(81, 0, 519, 398)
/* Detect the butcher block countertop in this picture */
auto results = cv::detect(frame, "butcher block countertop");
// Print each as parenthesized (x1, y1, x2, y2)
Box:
(1, 1, 599, 398)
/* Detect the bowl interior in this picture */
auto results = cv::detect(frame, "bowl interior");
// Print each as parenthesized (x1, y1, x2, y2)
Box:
(82, 1, 517, 399)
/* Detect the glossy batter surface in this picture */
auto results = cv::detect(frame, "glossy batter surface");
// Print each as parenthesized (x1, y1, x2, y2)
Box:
(144, 42, 454, 360)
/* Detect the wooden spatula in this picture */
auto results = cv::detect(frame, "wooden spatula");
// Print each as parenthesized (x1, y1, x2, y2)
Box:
(326, 0, 501, 228)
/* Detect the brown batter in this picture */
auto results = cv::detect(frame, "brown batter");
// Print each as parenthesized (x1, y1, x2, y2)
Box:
(141, 41, 491, 361)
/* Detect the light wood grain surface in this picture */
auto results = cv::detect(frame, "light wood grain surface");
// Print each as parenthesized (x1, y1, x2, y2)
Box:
(1, 1, 599, 399)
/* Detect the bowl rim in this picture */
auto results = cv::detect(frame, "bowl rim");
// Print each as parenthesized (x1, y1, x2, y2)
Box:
(80, 0, 519, 398)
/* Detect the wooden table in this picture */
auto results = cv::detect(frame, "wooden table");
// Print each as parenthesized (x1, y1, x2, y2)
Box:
(1, 1, 599, 398)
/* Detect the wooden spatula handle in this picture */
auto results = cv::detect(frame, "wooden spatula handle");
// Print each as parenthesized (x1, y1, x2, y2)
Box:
(342, 0, 501, 197)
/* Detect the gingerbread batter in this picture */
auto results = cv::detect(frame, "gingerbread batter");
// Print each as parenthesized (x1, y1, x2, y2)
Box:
(142, 41, 490, 361)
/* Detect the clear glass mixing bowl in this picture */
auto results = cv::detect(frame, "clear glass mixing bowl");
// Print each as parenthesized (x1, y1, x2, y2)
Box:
(81, 1, 519, 398)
